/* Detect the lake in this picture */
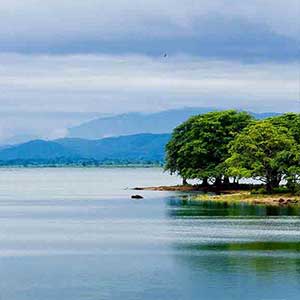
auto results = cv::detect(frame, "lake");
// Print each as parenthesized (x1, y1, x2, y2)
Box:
(0, 168, 300, 300)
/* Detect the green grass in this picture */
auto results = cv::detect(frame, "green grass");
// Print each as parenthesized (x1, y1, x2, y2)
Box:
(194, 191, 300, 206)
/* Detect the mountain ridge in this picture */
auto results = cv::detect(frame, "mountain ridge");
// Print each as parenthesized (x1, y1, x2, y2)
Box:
(0, 133, 171, 165)
(67, 107, 281, 139)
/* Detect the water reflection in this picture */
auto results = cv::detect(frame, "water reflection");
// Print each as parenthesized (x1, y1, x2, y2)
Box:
(167, 196, 300, 279)
(167, 197, 300, 217)
(180, 241, 300, 252)
(172, 250, 300, 278)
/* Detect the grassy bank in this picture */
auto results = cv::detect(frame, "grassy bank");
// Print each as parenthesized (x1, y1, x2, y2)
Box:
(135, 185, 300, 206)
(195, 191, 300, 206)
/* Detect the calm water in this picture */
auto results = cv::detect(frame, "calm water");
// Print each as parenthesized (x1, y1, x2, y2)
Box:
(0, 168, 300, 300)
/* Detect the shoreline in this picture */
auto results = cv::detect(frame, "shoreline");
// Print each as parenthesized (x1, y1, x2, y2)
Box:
(0, 164, 163, 169)
(134, 185, 300, 206)
(196, 192, 300, 206)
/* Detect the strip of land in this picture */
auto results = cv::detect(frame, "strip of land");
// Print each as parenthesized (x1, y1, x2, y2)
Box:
(196, 192, 300, 206)
(134, 185, 300, 206)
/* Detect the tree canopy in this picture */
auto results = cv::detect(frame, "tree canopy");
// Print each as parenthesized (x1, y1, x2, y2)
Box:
(165, 110, 300, 193)
(226, 120, 297, 193)
(165, 110, 253, 185)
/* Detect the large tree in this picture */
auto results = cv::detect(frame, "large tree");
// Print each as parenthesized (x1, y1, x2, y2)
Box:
(165, 110, 252, 186)
(226, 120, 297, 193)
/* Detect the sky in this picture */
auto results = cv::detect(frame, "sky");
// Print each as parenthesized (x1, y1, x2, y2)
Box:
(0, 0, 299, 142)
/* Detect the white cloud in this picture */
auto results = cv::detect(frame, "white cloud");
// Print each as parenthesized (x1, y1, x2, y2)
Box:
(0, 53, 298, 114)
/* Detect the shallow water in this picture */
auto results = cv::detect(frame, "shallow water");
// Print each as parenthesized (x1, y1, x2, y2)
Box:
(0, 168, 299, 300)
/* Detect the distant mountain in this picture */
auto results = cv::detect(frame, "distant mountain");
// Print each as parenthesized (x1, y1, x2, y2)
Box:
(67, 107, 280, 139)
(0, 145, 12, 151)
(67, 108, 215, 139)
(0, 108, 282, 166)
(0, 140, 78, 161)
(56, 133, 170, 161)
(0, 134, 171, 165)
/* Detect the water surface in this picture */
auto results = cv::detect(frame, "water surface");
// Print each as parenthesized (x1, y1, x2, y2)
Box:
(0, 168, 299, 300)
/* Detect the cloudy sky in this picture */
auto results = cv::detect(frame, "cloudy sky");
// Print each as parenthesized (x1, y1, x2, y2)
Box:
(0, 0, 299, 141)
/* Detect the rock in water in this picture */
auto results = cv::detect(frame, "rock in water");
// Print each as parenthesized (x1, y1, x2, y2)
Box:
(131, 195, 144, 199)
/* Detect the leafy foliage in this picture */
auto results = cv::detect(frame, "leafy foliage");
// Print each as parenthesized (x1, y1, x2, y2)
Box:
(165, 110, 253, 184)
(165, 110, 300, 193)
(226, 120, 297, 192)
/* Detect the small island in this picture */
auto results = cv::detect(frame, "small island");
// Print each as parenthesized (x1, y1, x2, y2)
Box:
(138, 110, 300, 206)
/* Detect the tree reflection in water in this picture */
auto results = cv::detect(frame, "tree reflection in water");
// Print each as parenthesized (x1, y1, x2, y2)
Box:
(166, 196, 300, 277)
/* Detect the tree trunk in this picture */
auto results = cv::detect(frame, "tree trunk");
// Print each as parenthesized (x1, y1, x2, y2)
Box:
(202, 177, 209, 187)
(233, 177, 239, 187)
(223, 176, 230, 186)
(215, 177, 222, 189)
(287, 176, 296, 193)
(266, 174, 281, 193)
(182, 178, 188, 185)
(266, 181, 272, 194)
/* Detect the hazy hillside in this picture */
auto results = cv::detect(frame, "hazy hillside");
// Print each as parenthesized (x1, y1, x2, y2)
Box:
(0, 140, 78, 161)
(0, 108, 280, 165)
(0, 134, 171, 165)
(56, 133, 170, 161)
(67, 108, 215, 139)
(67, 107, 280, 139)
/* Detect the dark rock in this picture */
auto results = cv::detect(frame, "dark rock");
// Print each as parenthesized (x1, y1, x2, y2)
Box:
(131, 195, 144, 199)
(278, 198, 285, 203)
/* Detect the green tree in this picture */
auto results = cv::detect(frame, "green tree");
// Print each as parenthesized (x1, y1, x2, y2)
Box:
(269, 113, 300, 191)
(226, 120, 297, 193)
(165, 110, 252, 186)
(270, 113, 300, 143)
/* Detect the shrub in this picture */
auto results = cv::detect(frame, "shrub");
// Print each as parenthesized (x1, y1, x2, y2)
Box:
(251, 187, 267, 195)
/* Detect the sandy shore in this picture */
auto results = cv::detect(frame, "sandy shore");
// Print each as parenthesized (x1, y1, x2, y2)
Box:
(133, 185, 200, 191)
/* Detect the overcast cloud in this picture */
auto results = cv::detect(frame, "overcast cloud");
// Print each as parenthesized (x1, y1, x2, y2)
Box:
(0, 0, 298, 141)
(1, 53, 298, 113)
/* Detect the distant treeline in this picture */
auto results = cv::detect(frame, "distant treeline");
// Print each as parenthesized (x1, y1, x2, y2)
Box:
(165, 110, 300, 194)
(0, 158, 164, 167)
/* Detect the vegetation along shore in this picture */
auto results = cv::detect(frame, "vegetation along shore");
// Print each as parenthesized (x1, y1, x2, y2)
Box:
(139, 110, 300, 206)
